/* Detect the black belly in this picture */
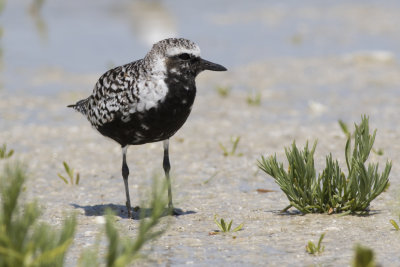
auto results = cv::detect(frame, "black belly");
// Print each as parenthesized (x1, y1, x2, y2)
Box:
(97, 90, 195, 147)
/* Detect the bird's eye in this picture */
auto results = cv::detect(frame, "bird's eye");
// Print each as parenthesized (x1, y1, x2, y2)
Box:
(178, 53, 191, 60)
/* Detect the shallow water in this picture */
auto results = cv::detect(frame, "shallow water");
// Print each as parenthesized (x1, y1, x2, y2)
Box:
(2, 0, 400, 95)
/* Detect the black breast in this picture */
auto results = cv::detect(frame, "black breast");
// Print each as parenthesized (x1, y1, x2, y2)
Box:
(96, 74, 196, 147)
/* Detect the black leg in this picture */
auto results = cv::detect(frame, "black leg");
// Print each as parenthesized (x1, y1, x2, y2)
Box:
(163, 139, 173, 209)
(163, 139, 183, 216)
(122, 146, 132, 218)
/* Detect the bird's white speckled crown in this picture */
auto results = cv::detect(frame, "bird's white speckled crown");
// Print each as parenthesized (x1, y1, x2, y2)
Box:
(145, 38, 201, 60)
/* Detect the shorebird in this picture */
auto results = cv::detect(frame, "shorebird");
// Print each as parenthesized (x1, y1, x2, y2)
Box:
(68, 38, 227, 218)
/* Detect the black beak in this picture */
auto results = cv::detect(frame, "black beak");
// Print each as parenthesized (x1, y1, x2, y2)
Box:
(198, 58, 227, 72)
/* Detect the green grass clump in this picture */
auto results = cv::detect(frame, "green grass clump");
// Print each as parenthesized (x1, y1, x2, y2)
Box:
(219, 136, 243, 157)
(0, 162, 77, 267)
(0, 144, 14, 159)
(258, 115, 391, 214)
(79, 179, 169, 267)
(352, 245, 376, 267)
(58, 161, 80, 185)
(211, 215, 243, 234)
(306, 233, 325, 255)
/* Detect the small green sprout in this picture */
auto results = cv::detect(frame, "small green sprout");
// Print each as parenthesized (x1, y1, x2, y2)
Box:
(211, 215, 243, 234)
(246, 91, 261, 106)
(216, 86, 231, 97)
(219, 136, 243, 157)
(306, 233, 325, 255)
(352, 244, 376, 267)
(0, 144, 14, 159)
(389, 215, 400, 231)
(58, 161, 80, 185)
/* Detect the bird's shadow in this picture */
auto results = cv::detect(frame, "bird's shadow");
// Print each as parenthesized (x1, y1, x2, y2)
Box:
(70, 203, 196, 220)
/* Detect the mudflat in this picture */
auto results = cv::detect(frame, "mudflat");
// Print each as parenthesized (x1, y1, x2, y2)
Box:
(1, 53, 400, 266)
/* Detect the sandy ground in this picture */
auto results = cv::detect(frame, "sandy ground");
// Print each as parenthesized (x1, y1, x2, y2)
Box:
(1, 53, 400, 266)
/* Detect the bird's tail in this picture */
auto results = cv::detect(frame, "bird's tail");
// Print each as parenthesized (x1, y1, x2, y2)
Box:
(67, 98, 90, 116)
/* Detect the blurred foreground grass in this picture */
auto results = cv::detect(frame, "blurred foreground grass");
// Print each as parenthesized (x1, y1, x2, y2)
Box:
(0, 162, 167, 267)
(0, 162, 76, 267)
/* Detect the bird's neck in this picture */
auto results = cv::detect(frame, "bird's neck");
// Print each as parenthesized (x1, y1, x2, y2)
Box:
(165, 71, 196, 93)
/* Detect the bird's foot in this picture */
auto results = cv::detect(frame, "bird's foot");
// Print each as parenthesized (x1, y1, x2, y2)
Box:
(172, 208, 184, 216)
(166, 206, 184, 216)
(126, 202, 132, 218)
(133, 206, 140, 212)
(126, 202, 140, 219)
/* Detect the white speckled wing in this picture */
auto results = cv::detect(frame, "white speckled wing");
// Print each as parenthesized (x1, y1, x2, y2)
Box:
(87, 60, 168, 127)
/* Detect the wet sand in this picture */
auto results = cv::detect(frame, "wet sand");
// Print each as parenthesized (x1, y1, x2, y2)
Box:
(1, 54, 400, 266)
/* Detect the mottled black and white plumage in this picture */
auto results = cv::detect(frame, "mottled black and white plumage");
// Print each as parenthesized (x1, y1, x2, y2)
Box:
(68, 38, 227, 218)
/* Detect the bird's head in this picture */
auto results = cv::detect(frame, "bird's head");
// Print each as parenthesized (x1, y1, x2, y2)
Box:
(145, 38, 227, 77)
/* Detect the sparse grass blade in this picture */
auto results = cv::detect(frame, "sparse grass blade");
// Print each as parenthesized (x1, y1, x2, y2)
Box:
(232, 223, 244, 233)
(58, 174, 69, 184)
(227, 220, 233, 231)
(63, 161, 72, 177)
(246, 91, 261, 106)
(390, 218, 399, 231)
(317, 233, 325, 252)
(75, 173, 80, 185)
(216, 86, 231, 97)
(219, 143, 229, 157)
(231, 136, 240, 155)
(220, 218, 227, 232)
(214, 215, 223, 231)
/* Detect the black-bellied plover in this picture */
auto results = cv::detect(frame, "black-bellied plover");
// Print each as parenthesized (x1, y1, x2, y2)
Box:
(68, 38, 227, 218)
